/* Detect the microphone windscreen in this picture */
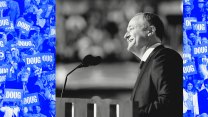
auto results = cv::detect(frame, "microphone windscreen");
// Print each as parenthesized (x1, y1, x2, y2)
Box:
(93, 56, 102, 65)
(82, 55, 102, 66)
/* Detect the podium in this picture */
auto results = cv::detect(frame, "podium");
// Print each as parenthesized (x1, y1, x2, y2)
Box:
(56, 97, 133, 117)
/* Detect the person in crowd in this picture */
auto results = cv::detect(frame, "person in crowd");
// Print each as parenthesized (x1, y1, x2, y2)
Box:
(183, 80, 199, 117)
(198, 55, 208, 80)
(0, 102, 17, 117)
(189, 31, 201, 46)
(19, 107, 32, 117)
(184, 3, 194, 17)
(5, 0, 20, 23)
(183, 31, 193, 64)
(31, 105, 47, 117)
(198, 79, 208, 116)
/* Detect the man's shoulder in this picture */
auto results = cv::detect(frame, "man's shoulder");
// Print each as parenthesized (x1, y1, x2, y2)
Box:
(154, 46, 182, 61)
(160, 46, 181, 55)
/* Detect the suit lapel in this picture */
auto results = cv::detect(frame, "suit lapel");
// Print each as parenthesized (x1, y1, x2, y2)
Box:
(131, 45, 165, 100)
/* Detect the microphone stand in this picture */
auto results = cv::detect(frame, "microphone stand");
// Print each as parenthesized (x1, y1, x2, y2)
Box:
(60, 63, 84, 98)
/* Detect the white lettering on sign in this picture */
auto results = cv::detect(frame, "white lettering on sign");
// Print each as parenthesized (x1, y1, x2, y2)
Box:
(185, 19, 197, 27)
(0, 75, 6, 82)
(0, 19, 9, 26)
(0, 68, 8, 74)
(194, 46, 207, 54)
(17, 21, 30, 31)
(6, 23, 14, 30)
(0, 1, 7, 8)
(183, 65, 195, 73)
(5, 91, 21, 99)
(193, 24, 206, 31)
(0, 41, 4, 47)
(24, 96, 38, 104)
(26, 57, 41, 65)
(42, 55, 53, 62)
(17, 41, 33, 47)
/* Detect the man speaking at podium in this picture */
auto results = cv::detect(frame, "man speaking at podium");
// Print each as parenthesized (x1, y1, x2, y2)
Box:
(124, 12, 182, 117)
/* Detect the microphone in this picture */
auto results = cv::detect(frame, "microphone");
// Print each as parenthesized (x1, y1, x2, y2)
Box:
(81, 55, 102, 67)
(61, 55, 102, 98)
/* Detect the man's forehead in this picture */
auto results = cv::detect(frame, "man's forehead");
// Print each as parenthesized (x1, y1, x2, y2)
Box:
(128, 15, 146, 28)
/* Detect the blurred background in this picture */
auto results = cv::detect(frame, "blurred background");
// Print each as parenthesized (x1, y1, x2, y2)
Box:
(56, 0, 182, 99)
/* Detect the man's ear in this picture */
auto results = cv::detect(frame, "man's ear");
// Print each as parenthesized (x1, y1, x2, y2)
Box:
(147, 26, 156, 37)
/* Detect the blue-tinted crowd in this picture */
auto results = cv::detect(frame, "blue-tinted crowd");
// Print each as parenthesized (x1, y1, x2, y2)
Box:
(0, 0, 56, 117)
(183, 0, 208, 117)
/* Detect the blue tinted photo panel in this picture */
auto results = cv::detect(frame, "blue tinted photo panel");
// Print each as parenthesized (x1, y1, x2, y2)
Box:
(183, 0, 208, 116)
(0, 0, 56, 117)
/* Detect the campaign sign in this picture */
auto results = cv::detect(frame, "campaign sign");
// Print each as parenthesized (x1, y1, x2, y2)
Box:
(23, 93, 39, 106)
(41, 53, 54, 64)
(16, 39, 34, 48)
(183, 62, 197, 76)
(0, 66, 9, 75)
(0, 1, 7, 10)
(0, 74, 6, 82)
(192, 44, 208, 57)
(184, 17, 197, 30)
(50, 26, 55, 37)
(0, 17, 10, 28)
(0, 39, 4, 48)
(25, 54, 42, 66)
(4, 89, 23, 101)
(16, 18, 32, 34)
(192, 22, 207, 33)
(5, 22, 15, 32)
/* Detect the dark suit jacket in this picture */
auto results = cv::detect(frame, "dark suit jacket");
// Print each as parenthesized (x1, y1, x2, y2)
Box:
(131, 45, 183, 117)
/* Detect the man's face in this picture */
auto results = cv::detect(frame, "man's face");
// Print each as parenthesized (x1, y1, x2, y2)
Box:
(23, 107, 28, 113)
(124, 15, 149, 52)
(185, 6, 192, 14)
(21, 67, 30, 82)
(11, 48, 19, 57)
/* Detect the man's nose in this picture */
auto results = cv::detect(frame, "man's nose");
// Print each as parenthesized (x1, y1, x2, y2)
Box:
(124, 32, 130, 39)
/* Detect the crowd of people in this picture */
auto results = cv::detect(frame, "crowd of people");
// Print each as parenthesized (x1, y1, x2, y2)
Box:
(0, 0, 56, 117)
(183, 0, 208, 116)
